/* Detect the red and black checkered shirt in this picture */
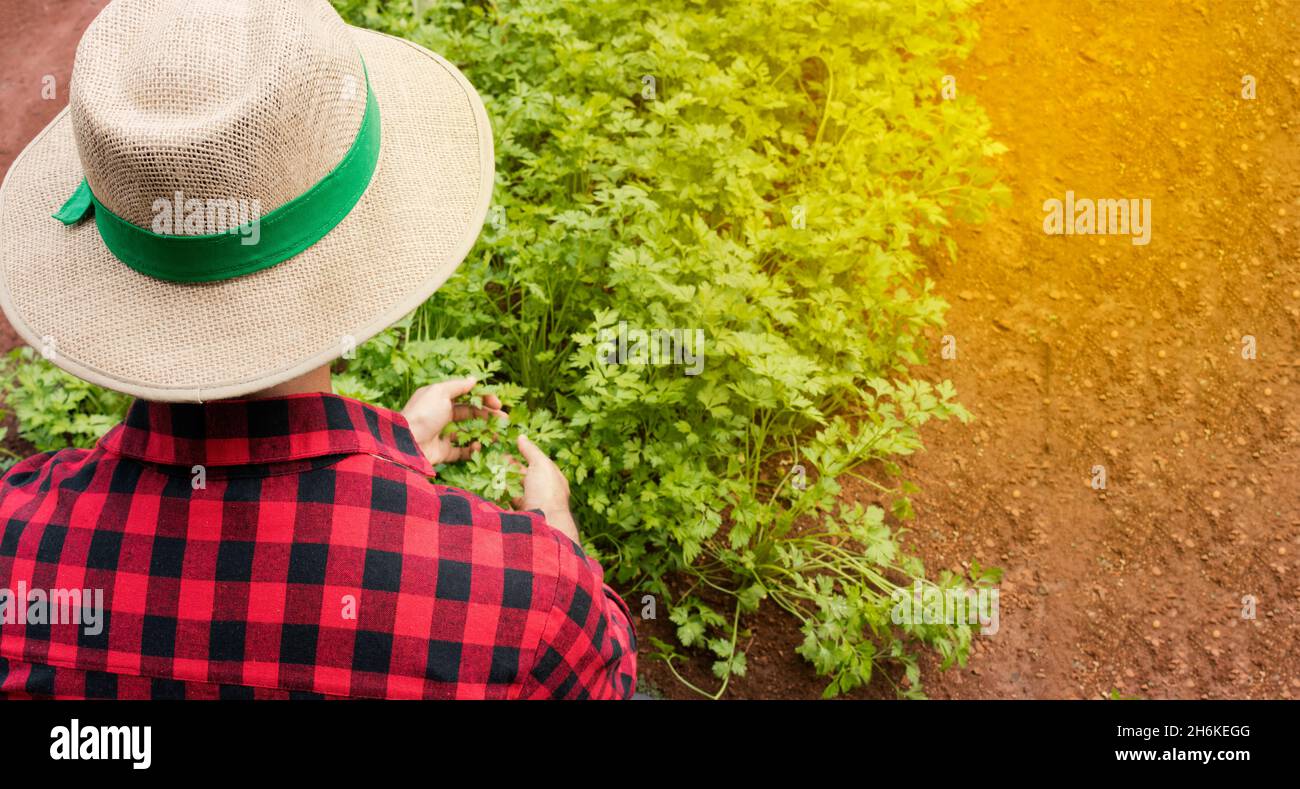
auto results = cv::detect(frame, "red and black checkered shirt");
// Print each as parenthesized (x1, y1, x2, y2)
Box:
(0, 393, 636, 699)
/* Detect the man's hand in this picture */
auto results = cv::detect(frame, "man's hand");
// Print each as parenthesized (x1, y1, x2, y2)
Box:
(401, 377, 506, 466)
(513, 434, 580, 543)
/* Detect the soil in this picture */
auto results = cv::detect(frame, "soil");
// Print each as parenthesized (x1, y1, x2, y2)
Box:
(3, 0, 1297, 700)
(0, 1, 102, 180)
(883, 0, 1300, 701)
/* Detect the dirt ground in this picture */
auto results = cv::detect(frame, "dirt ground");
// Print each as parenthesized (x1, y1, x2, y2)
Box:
(0, 1, 102, 179)
(3, 1, 1297, 700)
(888, 0, 1300, 701)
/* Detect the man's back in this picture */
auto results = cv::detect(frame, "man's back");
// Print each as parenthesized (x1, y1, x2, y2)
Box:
(0, 393, 636, 699)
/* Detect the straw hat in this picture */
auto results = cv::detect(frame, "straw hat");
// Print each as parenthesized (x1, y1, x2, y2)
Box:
(0, 0, 494, 401)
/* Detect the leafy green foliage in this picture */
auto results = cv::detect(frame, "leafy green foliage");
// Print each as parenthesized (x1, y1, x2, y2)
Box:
(0, 348, 129, 468)
(331, 0, 1006, 697)
(0, 0, 1007, 697)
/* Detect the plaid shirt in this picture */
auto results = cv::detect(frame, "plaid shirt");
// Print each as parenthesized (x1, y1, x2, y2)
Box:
(0, 393, 636, 699)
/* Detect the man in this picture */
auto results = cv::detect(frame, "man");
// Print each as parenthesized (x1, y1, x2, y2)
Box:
(0, 0, 636, 699)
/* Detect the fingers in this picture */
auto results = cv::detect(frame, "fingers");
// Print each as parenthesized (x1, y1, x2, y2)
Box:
(508, 452, 527, 509)
(451, 403, 508, 423)
(516, 434, 548, 466)
(431, 376, 478, 400)
(440, 441, 481, 464)
(419, 378, 504, 426)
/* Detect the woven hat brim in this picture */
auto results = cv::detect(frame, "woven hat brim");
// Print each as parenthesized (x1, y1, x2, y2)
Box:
(0, 28, 494, 402)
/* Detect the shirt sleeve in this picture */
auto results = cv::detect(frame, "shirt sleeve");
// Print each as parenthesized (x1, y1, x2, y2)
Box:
(517, 530, 638, 700)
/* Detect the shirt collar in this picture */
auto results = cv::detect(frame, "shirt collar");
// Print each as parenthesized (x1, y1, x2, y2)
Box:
(98, 392, 434, 476)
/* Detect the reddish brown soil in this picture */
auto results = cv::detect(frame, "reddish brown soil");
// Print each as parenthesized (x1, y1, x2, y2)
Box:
(643, 0, 1300, 699)
(897, 0, 1300, 701)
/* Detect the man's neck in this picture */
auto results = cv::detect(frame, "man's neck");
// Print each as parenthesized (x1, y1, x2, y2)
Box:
(241, 364, 333, 399)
